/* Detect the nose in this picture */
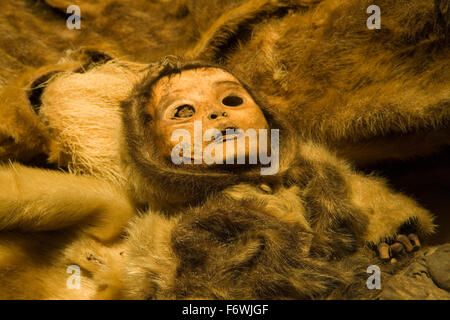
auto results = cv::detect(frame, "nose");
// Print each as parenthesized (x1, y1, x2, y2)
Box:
(208, 111, 228, 120)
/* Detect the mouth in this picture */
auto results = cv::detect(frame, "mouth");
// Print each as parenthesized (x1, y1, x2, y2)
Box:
(214, 127, 241, 143)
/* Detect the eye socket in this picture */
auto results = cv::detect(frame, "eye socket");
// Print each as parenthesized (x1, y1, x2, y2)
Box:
(222, 95, 243, 107)
(173, 104, 195, 118)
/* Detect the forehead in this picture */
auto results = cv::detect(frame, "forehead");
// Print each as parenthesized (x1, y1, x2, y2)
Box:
(151, 67, 240, 100)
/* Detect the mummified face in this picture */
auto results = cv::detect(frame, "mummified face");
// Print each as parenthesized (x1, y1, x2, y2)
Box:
(148, 68, 270, 165)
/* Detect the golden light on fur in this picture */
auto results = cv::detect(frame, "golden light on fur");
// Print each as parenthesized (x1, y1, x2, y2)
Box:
(0, 0, 447, 300)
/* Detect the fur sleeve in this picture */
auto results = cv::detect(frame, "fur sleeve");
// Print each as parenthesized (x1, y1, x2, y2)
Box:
(0, 163, 134, 242)
(298, 142, 435, 245)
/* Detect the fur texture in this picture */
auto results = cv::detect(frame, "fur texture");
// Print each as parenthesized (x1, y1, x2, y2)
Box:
(0, 163, 133, 299)
(188, 0, 450, 164)
(1, 0, 449, 166)
(0, 58, 437, 299)
(115, 58, 435, 299)
(0, 0, 447, 299)
(0, 149, 434, 299)
(39, 60, 147, 185)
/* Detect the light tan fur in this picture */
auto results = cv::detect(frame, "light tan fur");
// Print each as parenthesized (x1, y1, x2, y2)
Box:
(39, 60, 147, 185)
(0, 0, 446, 299)
(0, 163, 134, 299)
(297, 142, 435, 243)
(0, 142, 436, 299)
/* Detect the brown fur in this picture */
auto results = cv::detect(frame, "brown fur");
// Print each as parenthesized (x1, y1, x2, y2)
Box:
(1, 1, 447, 231)
(0, 149, 432, 299)
(2, 0, 448, 166)
(0, 0, 447, 299)
(186, 0, 450, 165)
(115, 57, 435, 299)
(0, 57, 437, 299)
(0, 0, 195, 88)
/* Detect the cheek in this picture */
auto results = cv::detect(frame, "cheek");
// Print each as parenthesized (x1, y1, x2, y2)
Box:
(155, 123, 196, 155)
(153, 124, 173, 156)
(231, 108, 268, 130)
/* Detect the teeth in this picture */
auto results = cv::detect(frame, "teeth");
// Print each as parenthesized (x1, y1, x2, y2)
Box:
(214, 133, 239, 143)
(223, 134, 238, 141)
(212, 128, 242, 143)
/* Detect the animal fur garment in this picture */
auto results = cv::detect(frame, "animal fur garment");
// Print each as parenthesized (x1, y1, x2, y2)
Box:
(38, 59, 147, 185)
(116, 58, 436, 299)
(0, 57, 439, 299)
(0, 0, 448, 299)
(1, 0, 449, 166)
(186, 0, 450, 165)
(0, 142, 436, 299)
